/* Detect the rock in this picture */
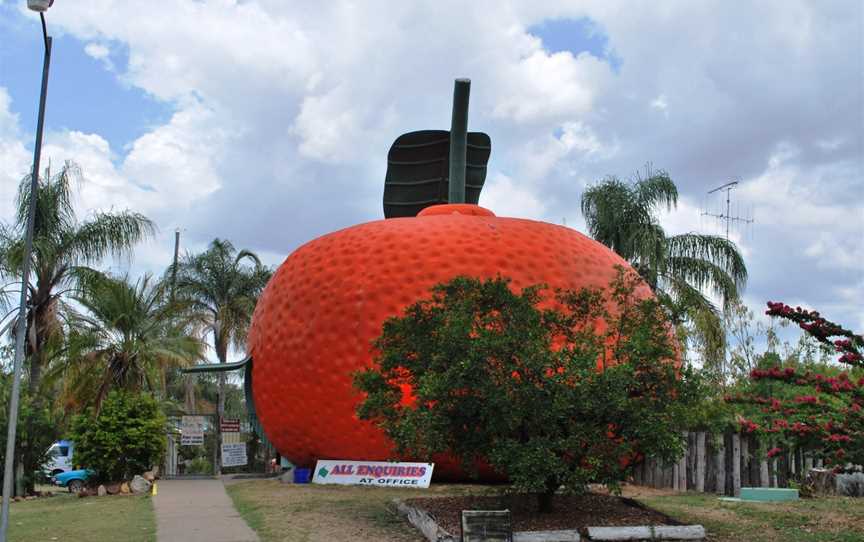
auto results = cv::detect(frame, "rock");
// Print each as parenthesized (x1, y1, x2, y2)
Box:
(120, 482, 130, 494)
(97, 485, 107, 497)
(803, 468, 837, 496)
(130, 475, 152, 494)
(24, 496, 35, 500)
(837, 472, 864, 497)
(105, 483, 120, 495)
(142, 466, 159, 481)
(279, 469, 294, 484)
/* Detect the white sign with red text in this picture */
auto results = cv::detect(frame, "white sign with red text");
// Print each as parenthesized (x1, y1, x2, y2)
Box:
(312, 460, 434, 488)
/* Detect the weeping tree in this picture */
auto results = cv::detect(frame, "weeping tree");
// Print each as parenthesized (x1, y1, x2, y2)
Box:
(0, 161, 155, 395)
(172, 239, 271, 472)
(580, 171, 747, 376)
(46, 272, 205, 413)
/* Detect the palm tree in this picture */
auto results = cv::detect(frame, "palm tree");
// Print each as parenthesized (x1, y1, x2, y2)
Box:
(47, 272, 204, 412)
(173, 239, 271, 471)
(580, 171, 747, 364)
(0, 161, 155, 395)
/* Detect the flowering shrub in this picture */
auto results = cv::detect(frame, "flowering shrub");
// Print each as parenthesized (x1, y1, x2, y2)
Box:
(727, 302, 863, 469)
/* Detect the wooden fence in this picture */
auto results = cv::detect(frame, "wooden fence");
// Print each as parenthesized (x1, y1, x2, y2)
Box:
(631, 431, 826, 496)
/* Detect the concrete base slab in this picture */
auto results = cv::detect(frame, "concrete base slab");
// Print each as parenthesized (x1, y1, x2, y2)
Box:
(515, 530, 580, 541)
(587, 525, 704, 540)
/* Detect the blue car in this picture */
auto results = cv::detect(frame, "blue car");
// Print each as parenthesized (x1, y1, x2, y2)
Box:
(52, 469, 93, 493)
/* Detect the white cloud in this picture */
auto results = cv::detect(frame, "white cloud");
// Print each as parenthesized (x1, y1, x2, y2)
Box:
(481, 173, 545, 219)
(651, 94, 669, 118)
(0, 0, 859, 333)
(121, 101, 227, 212)
(0, 88, 32, 220)
(83, 42, 108, 60)
(492, 50, 613, 123)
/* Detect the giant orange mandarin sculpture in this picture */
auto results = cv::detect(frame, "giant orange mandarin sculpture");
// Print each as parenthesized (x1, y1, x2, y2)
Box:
(247, 203, 653, 474)
(241, 80, 655, 478)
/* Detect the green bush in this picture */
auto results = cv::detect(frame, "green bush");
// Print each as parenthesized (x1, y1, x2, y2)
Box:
(0, 377, 60, 494)
(188, 457, 212, 474)
(355, 270, 699, 511)
(69, 391, 166, 482)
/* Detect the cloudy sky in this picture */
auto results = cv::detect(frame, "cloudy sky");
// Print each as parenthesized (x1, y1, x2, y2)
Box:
(1, 1, 862, 337)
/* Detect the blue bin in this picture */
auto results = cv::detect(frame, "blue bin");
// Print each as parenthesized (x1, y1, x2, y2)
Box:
(293, 467, 311, 484)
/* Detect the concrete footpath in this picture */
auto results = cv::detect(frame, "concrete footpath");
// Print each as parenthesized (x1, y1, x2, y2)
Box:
(153, 479, 259, 542)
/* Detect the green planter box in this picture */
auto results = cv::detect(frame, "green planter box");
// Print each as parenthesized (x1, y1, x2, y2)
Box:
(740, 487, 799, 502)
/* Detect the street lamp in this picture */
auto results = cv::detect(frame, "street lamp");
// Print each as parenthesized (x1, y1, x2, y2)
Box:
(0, 2, 55, 541)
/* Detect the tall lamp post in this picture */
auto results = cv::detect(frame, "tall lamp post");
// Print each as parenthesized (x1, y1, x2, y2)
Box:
(1, 2, 54, 540)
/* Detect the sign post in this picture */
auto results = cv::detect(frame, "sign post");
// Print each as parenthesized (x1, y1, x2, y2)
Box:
(312, 460, 434, 488)
(461, 510, 512, 542)
(220, 418, 247, 468)
(180, 416, 205, 446)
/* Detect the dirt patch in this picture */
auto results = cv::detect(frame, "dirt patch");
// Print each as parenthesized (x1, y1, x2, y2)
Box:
(407, 492, 677, 536)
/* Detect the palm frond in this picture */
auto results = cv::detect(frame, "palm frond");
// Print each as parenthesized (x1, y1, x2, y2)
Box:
(663, 255, 741, 310)
(666, 234, 747, 293)
(63, 210, 155, 265)
(634, 171, 678, 212)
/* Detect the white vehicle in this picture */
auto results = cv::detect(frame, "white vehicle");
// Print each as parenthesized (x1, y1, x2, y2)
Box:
(43, 440, 74, 477)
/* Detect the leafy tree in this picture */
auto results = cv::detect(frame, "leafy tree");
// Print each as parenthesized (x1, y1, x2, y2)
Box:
(0, 162, 154, 395)
(173, 239, 271, 470)
(355, 270, 698, 511)
(69, 391, 166, 483)
(0, 162, 153, 493)
(728, 303, 863, 469)
(580, 171, 747, 377)
(0, 377, 58, 495)
(46, 272, 204, 412)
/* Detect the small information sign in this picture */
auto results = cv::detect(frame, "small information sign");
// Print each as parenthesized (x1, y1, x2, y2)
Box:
(312, 460, 434, 488)
(221, 443, 247, 467)
(461, 510, 512, 542)
(221, 418, 241, 432)
(180, 416, 206, 446)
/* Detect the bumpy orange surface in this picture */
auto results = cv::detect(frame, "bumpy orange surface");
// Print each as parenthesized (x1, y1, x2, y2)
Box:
(247, 204, 652, 475)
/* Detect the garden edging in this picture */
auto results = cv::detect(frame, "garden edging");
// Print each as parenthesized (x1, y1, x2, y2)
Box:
(392, 499, 705, 541)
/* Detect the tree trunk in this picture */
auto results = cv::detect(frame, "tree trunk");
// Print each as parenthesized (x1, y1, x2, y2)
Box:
(215, 332, 228, 476)
(794, 448, 803, 482)
(715, 434, 726, 496)
(24, 321, 49, 495)
(731, 433, 741, 497)
(537, 479, 559, 513)
(185, 375, 197, 413)
(695, 432, 706, 493)
(654, 461, 664, 489)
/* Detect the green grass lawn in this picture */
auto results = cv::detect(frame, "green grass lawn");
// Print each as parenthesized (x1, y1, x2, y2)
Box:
(226, 480, 486, 542)
(6, 493, 156, 542)
(228, 480, 864, 542)
(636, 492, 864, 542)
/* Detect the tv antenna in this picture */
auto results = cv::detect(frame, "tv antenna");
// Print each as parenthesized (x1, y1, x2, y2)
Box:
(701, 180, 753, 239)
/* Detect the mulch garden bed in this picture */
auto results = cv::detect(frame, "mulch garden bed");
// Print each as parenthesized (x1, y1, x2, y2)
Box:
(406, 492, 680, 535)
